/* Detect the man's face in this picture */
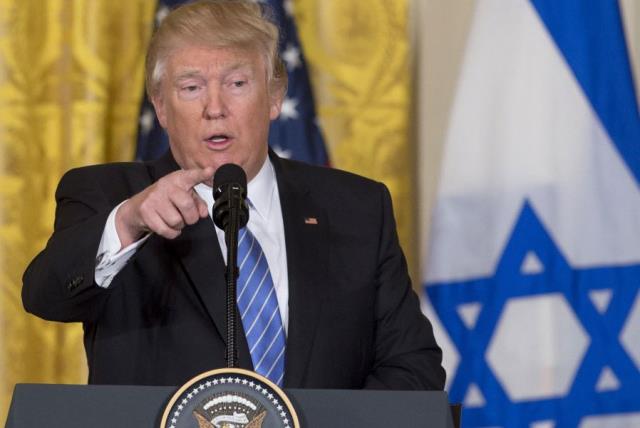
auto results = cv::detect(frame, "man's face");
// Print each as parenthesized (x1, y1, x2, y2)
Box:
(152, 45, 282, 183)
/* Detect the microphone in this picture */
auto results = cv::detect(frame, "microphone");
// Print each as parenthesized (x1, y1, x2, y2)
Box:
(212, 163, 249, 233)
(212, 163, 248, 369)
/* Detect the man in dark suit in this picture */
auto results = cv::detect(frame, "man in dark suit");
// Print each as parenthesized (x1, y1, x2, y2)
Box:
(22, 0, 445, 391)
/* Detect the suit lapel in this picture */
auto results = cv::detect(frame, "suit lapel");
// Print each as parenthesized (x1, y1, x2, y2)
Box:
(147, 152, 253, 370)
(271, 154, 329, 387)
(170, 217, 226, 337)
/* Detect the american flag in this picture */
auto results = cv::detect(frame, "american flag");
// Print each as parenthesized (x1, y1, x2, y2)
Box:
(135, 0, 329, 165)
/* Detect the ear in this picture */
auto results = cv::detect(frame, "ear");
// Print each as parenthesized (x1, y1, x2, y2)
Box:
(269, 89, 283, 120)
(151, 94, 168, 129)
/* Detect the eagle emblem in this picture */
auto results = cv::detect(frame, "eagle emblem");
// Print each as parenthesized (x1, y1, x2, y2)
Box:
(193, 392, 267, 428)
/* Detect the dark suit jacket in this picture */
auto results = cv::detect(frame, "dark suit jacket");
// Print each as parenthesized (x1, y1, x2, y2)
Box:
(22, 151, 445, 390)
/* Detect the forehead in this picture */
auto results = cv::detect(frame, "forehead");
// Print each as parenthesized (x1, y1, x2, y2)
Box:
(165, 45, 265, 78)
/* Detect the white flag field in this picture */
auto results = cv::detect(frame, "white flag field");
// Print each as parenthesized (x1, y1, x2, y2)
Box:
(423, 0, 640, 426)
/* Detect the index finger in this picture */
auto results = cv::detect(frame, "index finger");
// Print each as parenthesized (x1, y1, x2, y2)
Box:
(175, 167, 215, 189)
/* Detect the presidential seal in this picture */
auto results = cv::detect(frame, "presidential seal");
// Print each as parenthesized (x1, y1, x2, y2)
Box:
(193, 392, 266, 428)
(160, 368, 299, 428)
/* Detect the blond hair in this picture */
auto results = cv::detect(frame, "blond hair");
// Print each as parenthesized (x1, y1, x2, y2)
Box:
(145, 0, 287, 98)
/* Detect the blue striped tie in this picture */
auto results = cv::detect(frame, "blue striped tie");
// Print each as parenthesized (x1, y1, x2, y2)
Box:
(236, 227, 286, 386)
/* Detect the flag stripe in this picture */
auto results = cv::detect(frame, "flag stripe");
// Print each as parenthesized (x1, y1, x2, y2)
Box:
(531, 0, 640, 181)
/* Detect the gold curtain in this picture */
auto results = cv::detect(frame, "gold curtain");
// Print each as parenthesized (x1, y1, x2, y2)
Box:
(0, 0, 155, 421)
(294, 0, 416, 273)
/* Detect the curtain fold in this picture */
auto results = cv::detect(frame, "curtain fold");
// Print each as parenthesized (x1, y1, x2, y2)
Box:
(0, 0, 155, 420)
(294, 0, 415, 273)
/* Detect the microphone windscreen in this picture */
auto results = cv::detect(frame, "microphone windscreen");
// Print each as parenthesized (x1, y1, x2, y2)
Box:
(213, 164, 247, 197)
(212, 163, 249, 230)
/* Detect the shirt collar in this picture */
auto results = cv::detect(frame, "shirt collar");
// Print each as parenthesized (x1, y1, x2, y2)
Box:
(247, 156, 276, 222)
(193, 157, 276, 221)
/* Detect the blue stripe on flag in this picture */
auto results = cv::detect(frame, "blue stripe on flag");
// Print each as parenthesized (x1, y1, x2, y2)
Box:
(530, 0, 640, 182)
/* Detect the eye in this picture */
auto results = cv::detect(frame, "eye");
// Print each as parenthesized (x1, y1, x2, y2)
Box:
(177, 82, 204, 100)
(232, 80, 246, 88)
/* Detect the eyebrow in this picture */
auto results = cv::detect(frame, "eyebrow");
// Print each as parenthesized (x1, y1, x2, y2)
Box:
(174, 70, 204, 82)
(174, 62, 254, 83)
(225, 61, 252, 73)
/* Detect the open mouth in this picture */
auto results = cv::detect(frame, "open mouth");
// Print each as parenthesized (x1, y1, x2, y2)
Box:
(205, 134, 232, 145)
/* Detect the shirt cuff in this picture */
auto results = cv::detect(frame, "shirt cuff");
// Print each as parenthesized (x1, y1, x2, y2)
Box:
(95, 200, 150, 288)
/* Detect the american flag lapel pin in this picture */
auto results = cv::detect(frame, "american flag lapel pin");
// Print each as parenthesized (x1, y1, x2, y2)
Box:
(304, 217, 318, 225)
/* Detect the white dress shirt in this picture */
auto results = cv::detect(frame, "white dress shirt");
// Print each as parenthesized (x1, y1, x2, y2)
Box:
(94, 157, 289, 332)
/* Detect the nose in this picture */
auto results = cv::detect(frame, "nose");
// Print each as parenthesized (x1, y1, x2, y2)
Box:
(203, 86, 226, 119)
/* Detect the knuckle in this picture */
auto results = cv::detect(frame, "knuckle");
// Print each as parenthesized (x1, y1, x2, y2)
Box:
(165, 214, 184, 230)
(185, 211, 199, 225)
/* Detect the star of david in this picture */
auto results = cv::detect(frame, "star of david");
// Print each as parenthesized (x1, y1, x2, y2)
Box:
(426, 200, 640, 426)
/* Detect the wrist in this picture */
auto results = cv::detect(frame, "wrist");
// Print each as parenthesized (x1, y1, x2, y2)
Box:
(115, 200, 145, 248)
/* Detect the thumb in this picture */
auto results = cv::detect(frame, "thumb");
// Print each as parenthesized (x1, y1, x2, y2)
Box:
(193, 191, 209, 218)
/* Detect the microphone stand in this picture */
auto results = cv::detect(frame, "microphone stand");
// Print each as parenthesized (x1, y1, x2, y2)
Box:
(223, 184, 244, 368)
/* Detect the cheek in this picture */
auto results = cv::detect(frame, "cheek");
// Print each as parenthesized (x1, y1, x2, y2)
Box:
(167, 103, 200, 128)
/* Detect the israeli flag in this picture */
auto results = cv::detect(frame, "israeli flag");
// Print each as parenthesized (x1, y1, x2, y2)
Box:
(424, 0, 640, 426)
